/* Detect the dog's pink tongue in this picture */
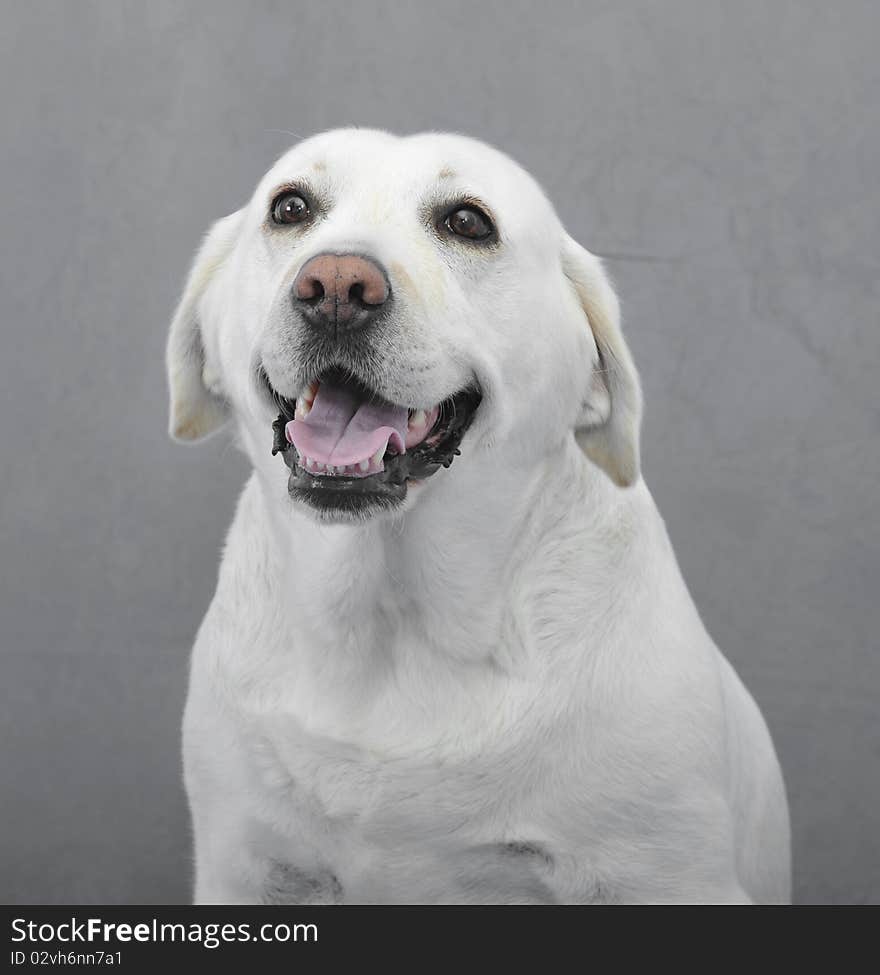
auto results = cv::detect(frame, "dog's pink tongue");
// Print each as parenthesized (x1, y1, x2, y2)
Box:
(285, 380, 408, 467)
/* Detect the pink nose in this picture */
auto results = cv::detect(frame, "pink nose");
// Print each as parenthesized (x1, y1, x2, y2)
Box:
(292, 253, 390, 333)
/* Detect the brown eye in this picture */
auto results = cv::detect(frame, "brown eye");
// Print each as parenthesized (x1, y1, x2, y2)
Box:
(272, 191, 310, 225)
(444, 206, 494, 241)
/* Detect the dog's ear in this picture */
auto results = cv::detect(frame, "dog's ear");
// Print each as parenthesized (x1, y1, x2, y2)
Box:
(166, 211, 242, 442)
(562, 235, 642, 487)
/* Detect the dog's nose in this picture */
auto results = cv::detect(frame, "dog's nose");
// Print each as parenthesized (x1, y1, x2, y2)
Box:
(292, 253, 390, 334)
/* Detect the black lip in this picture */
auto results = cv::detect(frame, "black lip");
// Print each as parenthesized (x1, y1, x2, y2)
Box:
(268, 378, 481, 512)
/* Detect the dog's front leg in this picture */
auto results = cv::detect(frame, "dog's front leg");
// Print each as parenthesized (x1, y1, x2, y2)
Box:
(644, 881, 755, 905)
(190, 806, 343, 905)
(184, 684, 342, 905)
(188, 800, 270, 905)
(183, 683, 274, 904)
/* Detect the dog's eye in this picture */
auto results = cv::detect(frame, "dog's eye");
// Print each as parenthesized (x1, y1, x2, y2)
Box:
(272, 191, 311, 225)
(444, 206, 494, 241)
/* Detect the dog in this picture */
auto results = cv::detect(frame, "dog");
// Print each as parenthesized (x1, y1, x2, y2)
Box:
(167, 129, 791, 904)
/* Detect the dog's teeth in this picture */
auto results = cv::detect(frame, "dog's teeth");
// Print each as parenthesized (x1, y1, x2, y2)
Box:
(304, 380, 318, 403)
(295, 398, 312, 419)
(358, 459, 369, 472)
(409, 409, 427, 429)
(372, 448, 384, 467)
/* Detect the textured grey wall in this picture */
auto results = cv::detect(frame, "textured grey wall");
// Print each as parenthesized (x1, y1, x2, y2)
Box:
(1, 0, 877, 904)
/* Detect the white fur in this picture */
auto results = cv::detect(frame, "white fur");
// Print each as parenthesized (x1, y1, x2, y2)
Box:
(168, 129, 790, 904)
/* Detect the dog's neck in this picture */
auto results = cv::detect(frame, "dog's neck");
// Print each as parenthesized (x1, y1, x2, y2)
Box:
(255, 436, 635, 668)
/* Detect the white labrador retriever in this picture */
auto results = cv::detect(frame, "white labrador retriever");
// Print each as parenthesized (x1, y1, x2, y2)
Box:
(167, 129, 791, 904)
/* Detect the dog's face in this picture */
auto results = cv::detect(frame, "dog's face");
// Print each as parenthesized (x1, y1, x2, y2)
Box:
(167, 130, 642, 521)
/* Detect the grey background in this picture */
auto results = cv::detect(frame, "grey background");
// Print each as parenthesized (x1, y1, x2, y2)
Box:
(1, 0, 877, 904)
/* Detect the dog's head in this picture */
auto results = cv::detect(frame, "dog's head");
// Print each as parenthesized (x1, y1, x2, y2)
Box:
(167, 129, 642, 522)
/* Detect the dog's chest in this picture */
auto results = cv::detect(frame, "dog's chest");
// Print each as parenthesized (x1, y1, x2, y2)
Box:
(247, 660, 533, 831)
(248, 715, 564, 903)
(235, 638, 573, 903)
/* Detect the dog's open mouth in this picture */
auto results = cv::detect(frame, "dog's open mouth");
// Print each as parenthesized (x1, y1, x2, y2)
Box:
(266, 367, 481, 513)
